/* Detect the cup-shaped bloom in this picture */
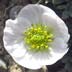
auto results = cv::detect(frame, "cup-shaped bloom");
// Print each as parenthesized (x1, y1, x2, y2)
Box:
(3, 4, 70, 69)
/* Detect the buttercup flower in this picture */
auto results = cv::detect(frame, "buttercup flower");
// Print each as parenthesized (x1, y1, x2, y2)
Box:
(3, 4, 70, 69)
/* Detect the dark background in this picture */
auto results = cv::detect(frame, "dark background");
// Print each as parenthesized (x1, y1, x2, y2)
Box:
(0, 0, 72, 72)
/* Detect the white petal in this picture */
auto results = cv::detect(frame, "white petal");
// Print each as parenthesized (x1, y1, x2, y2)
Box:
(42, 13, 70, 42)
(32, 48, 68, 66)
(46, 48, 68, 65)
(3, 17, 31, 46)
(51, 38, 68, 53)
(30, 51, 51, 66)
(3, 28, 21, 47)
(3, 39, 25, 57)
(5, 18, 31, 34)
(41, 38, 68, 65)
(39, 4, 57, 18)
(3, 27, 22, 47)
(17, 4, 59, 24)
(4, 19, 22, 38)
(17, 4, 41, 24)
(10, 42, 27, 57)
(56, 16, 70, 42)
(5, 19, 17, 27)
(16, 17, 31, 32)
(46, 49, 68, 65)
(12, 50, 42, 69)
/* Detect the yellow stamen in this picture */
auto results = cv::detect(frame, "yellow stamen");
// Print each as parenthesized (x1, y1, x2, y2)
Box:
(23, 24, 54, 52)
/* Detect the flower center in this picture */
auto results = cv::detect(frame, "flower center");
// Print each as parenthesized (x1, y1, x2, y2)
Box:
(23, 24, 54, 52)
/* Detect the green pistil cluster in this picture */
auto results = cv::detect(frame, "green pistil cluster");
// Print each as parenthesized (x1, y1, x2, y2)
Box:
(23, 24, 54, 52)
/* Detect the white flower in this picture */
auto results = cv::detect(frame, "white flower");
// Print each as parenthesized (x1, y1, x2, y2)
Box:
(3, 4, 70, 69)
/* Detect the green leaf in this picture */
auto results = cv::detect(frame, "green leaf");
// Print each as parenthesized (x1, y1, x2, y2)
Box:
(62, 11, 69, 19)
(57, 5, 66, 10)
(31, 0, 39, 3)
(69, 5, 72, 17)
(62, 55, 69, 63)
(65, 62, 72, 72)
(52, 0, 66, 4)
(31, 0, 44, 4)
(65, 1, 72, 17)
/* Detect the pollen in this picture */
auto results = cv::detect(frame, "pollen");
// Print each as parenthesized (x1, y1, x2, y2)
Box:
(44, 31, 47, 33)
(41, 44, 44, 47)
(48, 39, 53, 42)
(37, 46, 39, 49)
(45, 45, 48, 48)
(23, 24, 54, 52)
(32, 45, 35, 48)
(30, 27, 33, 30)
(34, 28, 37, 31)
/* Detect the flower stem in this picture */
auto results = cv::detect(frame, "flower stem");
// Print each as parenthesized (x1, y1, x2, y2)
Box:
(42, 65, 48, 72)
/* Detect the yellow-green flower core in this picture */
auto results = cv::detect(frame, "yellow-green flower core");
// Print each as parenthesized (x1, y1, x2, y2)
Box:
(23, 24, 54, 52)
